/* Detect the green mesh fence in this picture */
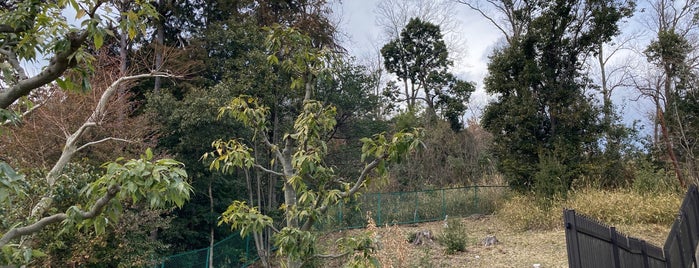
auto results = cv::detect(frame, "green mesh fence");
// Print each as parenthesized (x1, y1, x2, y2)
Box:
(158, 185, 509, 267)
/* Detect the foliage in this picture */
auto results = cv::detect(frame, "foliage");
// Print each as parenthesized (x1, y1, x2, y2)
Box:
(438, 217, 468, 254)
(0, 0, 159, 109)
(79, 149, 191, 214)
(387, 120, 494, 190)
(203, 28, 420, 267)
(381, 17, 474, 129)
(0, 152, 189, 266)
(0, 162, 24, 205)
(481, 0, 634, 194)
(219, 201, 273, 238)
(337, 216, 380, 268)
(631, 159, 681, 194)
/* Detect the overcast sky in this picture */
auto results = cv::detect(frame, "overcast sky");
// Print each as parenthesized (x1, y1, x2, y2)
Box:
(331, 0, 655, 133)
(331, 0, 503, 119)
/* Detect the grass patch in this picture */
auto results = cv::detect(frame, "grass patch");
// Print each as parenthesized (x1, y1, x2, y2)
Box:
(497, 188, 683, 231)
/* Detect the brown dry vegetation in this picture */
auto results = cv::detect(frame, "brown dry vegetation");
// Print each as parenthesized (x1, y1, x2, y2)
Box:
(313, 188, 680, 268)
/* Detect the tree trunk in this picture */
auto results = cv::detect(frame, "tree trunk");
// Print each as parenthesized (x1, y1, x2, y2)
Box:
(153, 0, 165, 93)
(658, 103, 686, 188)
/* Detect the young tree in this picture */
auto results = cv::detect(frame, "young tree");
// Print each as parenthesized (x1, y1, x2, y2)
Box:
(636, 0, 699, 187)
(204, 27, 422, 268)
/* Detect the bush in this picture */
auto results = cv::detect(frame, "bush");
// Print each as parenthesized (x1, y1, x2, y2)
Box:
(632, 160, 681, 195)
(438, 218, 468, 254)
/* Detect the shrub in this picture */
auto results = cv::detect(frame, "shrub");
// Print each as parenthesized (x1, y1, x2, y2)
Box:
(438, 218, 468, 254)
(631, 160, 681, 195)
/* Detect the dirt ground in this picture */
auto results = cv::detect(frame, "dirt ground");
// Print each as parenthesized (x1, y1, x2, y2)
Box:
(316, 214, 672, 268)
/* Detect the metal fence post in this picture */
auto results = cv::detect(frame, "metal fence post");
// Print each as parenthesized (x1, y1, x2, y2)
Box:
(474, 186, 479, 211)
(377, 192, 382, 226)
(205, 247, 210, 268)
(442, 189, 446, 219)
(339, 200, 343, 226)
(414, 192, 419, 222)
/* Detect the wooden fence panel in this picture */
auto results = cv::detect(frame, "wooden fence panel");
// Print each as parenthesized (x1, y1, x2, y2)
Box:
(566, 185, 699, 268)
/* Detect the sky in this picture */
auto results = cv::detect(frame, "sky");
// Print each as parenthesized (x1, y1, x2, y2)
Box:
(331, 0, 656, 133)
(331, 0, 503, 118)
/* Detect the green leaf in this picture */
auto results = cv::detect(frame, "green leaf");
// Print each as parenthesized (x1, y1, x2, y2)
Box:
(93, 30, 104, 49)
(145, 148, 153, 160)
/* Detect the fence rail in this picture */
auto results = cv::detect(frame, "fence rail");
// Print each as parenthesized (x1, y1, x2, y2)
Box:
(159, 185, 509, 267)
(564, 185, 699, 268)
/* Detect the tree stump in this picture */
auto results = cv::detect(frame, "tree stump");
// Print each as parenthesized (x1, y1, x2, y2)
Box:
(482, 235, 499, 246)
(412, 230, 434, 245)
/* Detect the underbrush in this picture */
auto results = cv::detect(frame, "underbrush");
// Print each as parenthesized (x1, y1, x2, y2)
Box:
(497, 188, 683, 231)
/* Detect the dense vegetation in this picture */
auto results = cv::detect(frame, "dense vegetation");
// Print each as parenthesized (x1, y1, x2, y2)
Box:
(1, 0, 698, 267)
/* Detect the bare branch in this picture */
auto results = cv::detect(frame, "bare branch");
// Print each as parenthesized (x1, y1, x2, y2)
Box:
(76, 137, 134, 152)
(0, 89, 55, 126)
(455, 0, 512, 43)
(47, 72, 181, 186)
(315, 251, 352, 259)
(253, 164, 285, 177)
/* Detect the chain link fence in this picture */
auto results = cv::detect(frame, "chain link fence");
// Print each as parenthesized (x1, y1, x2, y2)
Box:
(159, 185, 509, 267)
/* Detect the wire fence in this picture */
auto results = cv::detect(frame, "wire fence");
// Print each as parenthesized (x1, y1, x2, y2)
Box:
(158, 185, 510, 267)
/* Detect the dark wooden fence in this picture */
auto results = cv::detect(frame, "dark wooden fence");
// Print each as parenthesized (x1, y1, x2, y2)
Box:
(564, 185, 699, 268)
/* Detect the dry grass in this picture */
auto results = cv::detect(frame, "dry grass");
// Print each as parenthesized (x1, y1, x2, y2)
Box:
(317, 215, 674, 268)
(315, 188, 680, 267)
(318, 215, 569, 267)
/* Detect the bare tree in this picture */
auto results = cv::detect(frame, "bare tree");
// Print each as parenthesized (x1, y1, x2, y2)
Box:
(634, 0, 699, 187)
(376, 0, 465, 60)
(453, 0, 533, 46)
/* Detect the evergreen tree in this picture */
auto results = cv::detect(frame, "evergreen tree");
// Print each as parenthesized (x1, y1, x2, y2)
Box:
(481, 0, 634, 194)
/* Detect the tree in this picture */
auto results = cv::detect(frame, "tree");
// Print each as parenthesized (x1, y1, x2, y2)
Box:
(481, 0, 634, 195)
(381, 18, 474, 129)
(0, 1, 193, 264)
(0, 0, 158, 110)
(635, 0, 699, 187)
(376, 0, 465, 59)
(454, 0, 534, 46)
(204, 27, 422, 268)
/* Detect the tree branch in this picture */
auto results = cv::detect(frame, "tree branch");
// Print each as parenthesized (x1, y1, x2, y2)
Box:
(0, 0, 107, 109)
(315, 251, 351, 259)
(0, 47, 28, 81)
(76, 137, 134, 152)
(0, 184, 121, 248)
(0, 89, 54, 126)
(253, 164, 285, 177)
(455, 0, 512, 43)
(46, 72, 180, 186)
(302, 154, 389, 231)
